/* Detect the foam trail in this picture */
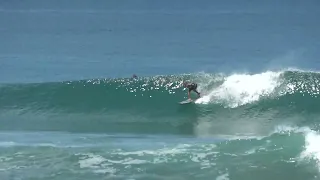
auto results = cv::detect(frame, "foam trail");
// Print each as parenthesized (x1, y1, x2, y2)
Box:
(195, 71, 283, 108)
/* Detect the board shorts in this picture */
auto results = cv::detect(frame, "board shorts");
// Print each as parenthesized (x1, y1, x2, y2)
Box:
(187, 83, 197, 91)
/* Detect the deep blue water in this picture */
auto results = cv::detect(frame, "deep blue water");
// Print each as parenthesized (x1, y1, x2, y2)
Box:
(1, 0, 320, 83)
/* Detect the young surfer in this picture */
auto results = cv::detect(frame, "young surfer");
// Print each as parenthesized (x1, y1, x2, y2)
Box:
(183, 82, 201, 100)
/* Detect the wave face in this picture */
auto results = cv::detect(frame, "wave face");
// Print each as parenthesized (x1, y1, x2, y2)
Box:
(1, 70, 320, 135)
(3, 69, 320, 179)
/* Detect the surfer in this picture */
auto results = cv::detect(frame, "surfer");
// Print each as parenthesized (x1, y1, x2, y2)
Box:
(183, 82, 200, 100)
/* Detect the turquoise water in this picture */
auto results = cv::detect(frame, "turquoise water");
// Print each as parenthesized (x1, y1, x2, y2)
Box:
(1, 0, 320, 179)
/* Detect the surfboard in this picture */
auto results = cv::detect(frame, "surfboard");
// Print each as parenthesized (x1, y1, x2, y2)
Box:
(179, 99, 193, 104)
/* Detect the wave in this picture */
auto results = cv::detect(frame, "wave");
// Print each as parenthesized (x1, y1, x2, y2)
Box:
(1, 69, 320, 134)
(1, 125, 320, 177)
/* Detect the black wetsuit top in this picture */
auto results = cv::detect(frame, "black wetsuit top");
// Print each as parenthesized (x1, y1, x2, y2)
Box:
(187, 83, 197, 91)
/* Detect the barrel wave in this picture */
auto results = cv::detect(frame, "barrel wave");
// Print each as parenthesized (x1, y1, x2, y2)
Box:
(1, 69, 320, 136)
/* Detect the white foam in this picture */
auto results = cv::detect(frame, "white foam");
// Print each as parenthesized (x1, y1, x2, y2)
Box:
(216, 173, 229, 180)
(78, 153, 107, 169)
(195, 71, 283, 108)
(111, 143, 218, 169)
(77, 153, 118, 175)
(115, 144, 191, 156)
(77, 153, 150, 175)
(272, 125, 310, 134)
(0, 156, 13, 162)
(300, 130, 320, 171)
(106, 158, 148, 165)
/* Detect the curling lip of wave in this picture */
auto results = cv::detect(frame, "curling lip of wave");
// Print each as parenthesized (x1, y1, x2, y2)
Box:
(195, 71, 283, 107)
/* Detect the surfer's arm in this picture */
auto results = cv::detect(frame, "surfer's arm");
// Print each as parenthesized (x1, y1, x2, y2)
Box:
(194, 90, 201, 97)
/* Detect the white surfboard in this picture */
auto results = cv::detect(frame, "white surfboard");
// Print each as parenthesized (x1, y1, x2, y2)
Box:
(179, 99, 193, 104)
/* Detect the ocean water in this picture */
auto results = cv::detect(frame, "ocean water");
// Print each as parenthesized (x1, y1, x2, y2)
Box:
(1, 0, 320, 179)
